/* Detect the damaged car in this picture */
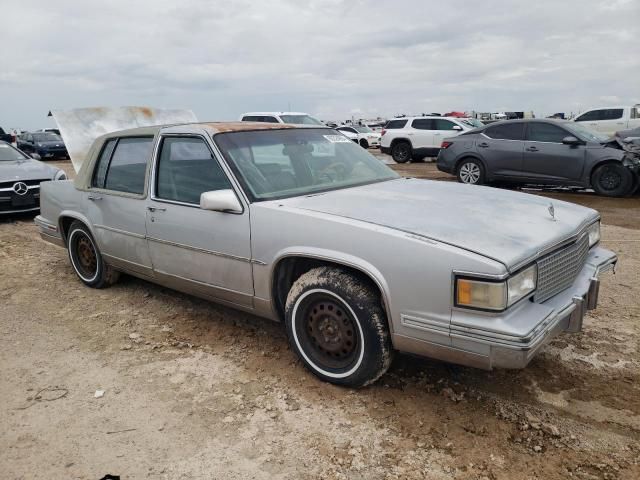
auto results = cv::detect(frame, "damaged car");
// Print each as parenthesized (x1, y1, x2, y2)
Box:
(437, 119, 639, 196)
(36, 120, 617, 387)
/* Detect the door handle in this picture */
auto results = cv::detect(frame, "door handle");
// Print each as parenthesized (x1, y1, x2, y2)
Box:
(87, 195, 102, 201)
(477, 142, 489, 148)
(147, 206, 166, 212)
(526, 146, 539, 152)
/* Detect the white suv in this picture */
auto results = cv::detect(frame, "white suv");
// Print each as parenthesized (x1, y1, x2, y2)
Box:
(380, 116, 471, 163)
(240, 112, 324, 126)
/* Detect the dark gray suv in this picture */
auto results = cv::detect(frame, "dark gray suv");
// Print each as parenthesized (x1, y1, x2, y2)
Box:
(436, 119, 640, 196)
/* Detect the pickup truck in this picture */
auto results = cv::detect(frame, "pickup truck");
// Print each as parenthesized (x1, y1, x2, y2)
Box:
(35, 120, 617, 387)
(573, 105, 640, 136)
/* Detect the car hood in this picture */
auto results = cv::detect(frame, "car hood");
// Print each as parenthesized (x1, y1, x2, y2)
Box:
(36, 140, 66, 148)
(0, 159, 58, 181)
(277, 178, 598, 270)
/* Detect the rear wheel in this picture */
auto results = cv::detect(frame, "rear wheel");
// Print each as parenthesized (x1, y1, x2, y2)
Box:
(457, 158, 485, 185)
(285, 267, 394, 387)
(67, 221, 119, 288)
(391, 141, 411, 163)
(591, 163, 634, 197)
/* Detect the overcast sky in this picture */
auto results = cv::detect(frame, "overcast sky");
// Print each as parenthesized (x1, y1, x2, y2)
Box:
(1, 0, 638, 129)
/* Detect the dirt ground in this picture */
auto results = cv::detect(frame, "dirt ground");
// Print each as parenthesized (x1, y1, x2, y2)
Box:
(1, 158, 639, 479)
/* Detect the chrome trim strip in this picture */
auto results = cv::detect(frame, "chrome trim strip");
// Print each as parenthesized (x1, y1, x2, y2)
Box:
(39, 231, 65, 248)
(400, 313, 450, 333)
(0, 184, 41, 192)
(35, 216, 58, 232)
(146, 236, 251, 263)
(153, 268, 253, 300)
(94, 224, 146, 239)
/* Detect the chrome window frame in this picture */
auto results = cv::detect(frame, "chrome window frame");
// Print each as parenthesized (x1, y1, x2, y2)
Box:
(149, 131, 247, 214)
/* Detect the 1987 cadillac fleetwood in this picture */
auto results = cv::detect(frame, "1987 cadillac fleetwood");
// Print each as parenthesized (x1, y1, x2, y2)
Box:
(36, 122, 617, 386)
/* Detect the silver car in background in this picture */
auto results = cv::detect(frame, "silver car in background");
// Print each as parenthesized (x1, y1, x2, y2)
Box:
(0, 141, 67, 215)
(36, 122, 616, 387)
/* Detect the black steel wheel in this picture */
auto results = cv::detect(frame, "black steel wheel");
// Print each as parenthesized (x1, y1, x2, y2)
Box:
(285, 267, 394, 387)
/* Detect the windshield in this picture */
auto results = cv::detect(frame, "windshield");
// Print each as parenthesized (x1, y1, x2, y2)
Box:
(461, 118, 484, 128)
(563, 122, 610, 143)
(33, 132, 63, 142)
(353, 126, 373, 133)
(0, 142, 30, 161)
(214, 128, 399, 201)
(279, 114, 323, 126)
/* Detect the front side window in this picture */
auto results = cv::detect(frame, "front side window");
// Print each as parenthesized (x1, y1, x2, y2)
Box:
(411, 119, 434, 130)
(433, 119, 458, 130)
(484, 123, 525, 140)
(215, 128, 399, 201)
(527, 123, 568, 143)
(101, 137, 153, 194)
(155, 136, 231, 204)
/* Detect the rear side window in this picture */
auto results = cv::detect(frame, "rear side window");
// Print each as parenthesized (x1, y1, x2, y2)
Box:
(385, 119, 407, 129)
(100, 137, 153, 194)
(527, 123, 568, 143)
(575, 109, 623, 122)
(411, 119, 433, 130)
(92, 139, 117, 188)
(484, 123, 525, 140)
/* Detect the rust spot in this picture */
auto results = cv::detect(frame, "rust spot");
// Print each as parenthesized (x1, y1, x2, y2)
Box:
(138, 107, 153, 118)
(202, 122, 297, 133)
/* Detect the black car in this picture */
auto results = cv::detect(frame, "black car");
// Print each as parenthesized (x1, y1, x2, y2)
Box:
(436, 119, 640, 197)
(18, 131, 68, 160)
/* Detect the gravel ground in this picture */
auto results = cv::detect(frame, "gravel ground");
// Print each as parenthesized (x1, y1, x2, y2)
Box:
(1, 158, 639, 479)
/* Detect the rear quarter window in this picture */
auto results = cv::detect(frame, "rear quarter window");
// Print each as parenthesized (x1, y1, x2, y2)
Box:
(385, 119, 408, 129)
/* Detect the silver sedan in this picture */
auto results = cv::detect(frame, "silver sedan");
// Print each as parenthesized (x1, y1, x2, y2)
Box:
(36, 122, 616, 386)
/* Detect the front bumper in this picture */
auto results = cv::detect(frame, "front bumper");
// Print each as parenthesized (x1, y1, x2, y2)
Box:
(393, 246, 617, 370)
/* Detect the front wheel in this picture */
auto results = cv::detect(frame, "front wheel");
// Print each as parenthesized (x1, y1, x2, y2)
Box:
(67, 221, 120, 288)
(591, 163, 634, 197)
(359, 139, 369, 149)
(457, 158, 485, 185)
(285, 267, 394, 387)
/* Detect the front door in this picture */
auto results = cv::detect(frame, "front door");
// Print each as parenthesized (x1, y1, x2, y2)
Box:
(144, 134, 253, 307)
(522, 123, 585, 182)
(86, 136, 155, 277)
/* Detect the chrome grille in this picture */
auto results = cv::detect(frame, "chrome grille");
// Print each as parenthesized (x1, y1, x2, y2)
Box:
(535, 234, 589, 303)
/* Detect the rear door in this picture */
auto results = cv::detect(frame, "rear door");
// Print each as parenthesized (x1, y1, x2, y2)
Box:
(86, 136, 155, 277)
(432, 119, 462, 148)
(409, 119, 434, 149)
(477, 122, 526, 177)
(144, 134, 253, 307)
(522, 122, 585, 182)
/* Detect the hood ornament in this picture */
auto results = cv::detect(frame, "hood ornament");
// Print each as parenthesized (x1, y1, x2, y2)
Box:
(548, 202, 556, 222)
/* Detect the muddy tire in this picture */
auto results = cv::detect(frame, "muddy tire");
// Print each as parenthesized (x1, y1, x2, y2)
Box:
(591, 163, 634, 197)
(285, 267, 394, 387)
(67, 221, 119, 288)
(391, 141, 411, 163)
(457, 158, 485, 185)
(359, 138, 369, 149)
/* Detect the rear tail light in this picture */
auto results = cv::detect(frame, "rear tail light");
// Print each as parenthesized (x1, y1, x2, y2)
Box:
(10, 134, 16, 143)
(381, 129, 386, 136)
(441, 141, 453, 149)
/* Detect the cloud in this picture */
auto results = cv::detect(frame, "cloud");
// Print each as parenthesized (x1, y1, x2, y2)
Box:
(0, 0, 638, 128)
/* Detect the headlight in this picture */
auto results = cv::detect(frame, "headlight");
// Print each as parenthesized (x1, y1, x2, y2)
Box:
(586, 221, 600, 247)
(455, 265, 537, 311)
(54, 170, 67, 180)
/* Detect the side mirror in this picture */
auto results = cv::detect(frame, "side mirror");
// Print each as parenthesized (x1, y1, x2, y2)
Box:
(452, 125, 463, 131)
(562, 136, 582, 146)
(200, 189, 243, 213)
(30, 153, 42, 160)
